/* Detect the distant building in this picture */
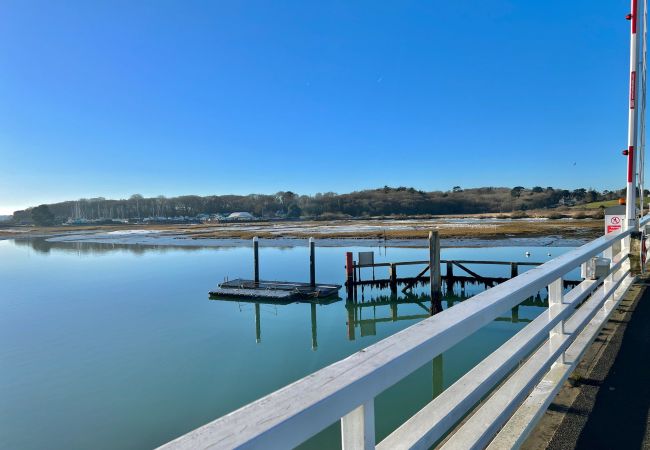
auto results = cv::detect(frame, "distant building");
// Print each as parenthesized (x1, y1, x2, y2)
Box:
(227, 212, 256, 221)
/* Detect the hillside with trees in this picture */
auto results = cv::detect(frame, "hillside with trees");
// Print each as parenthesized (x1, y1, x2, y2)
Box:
(9, 186, 632, 225)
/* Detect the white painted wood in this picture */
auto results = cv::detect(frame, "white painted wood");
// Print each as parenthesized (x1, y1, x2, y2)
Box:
(548, 277, 565, 364)
(341, 401, 375, 450)
(377, 278, 598, 450)
(487, 271, 634, 449)
(440, 268, 630, 450)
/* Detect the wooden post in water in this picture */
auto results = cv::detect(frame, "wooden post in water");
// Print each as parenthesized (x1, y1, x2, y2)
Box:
(429, 231, 442, 315)
(345, 252, 354, 299)
(510, 262, 518, 279)
(253, 236, 260, 284)
(445, 261, 454, 294)
(309, 238, 316, 286)
(389, 263, 397, 293)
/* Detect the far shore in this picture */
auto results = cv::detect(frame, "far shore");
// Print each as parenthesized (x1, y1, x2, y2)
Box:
(0, 216, 604, 248)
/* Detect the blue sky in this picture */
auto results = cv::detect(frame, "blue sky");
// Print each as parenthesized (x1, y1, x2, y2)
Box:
(0, 0, 639, 213)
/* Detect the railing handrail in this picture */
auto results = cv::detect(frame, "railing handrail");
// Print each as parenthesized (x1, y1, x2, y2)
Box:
(353, 259, 542, 268)
(160, 219, 647, 450)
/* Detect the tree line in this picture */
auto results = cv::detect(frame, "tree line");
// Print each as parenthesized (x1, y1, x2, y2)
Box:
(11, 186, 629, 225)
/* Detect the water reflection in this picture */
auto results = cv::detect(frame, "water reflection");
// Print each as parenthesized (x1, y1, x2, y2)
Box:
(13, 238, 215, 255)
(209, 280, 551, 348)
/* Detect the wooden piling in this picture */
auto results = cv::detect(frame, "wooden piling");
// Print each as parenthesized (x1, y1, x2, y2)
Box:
(389, 263, 397, 293)
(446, 261, 454, 294)
(253, 236, 259, 284)
(429, 231, 442, 314)
(309, 237, 316, 287)
(345, 252, 354, 299)
(510, 262, 518, 278)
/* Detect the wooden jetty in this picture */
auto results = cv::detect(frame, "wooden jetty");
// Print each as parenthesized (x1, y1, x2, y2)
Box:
(210, 237, 341, 301)
(345, 231, 580, 302)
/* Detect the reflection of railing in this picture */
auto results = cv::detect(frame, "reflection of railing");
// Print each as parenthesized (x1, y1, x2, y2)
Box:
(161, 217, 649, 450)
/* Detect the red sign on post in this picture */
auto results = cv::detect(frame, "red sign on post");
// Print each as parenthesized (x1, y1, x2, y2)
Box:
(605, 215, 624, 234)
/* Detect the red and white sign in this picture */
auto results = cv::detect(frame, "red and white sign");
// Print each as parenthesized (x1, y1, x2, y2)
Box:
(605, 215, 623, 234)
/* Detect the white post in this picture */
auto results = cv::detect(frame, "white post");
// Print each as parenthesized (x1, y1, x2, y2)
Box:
(548, 278, 565, 365)
(626, 0, 642, 231)
(640, 0, 648, 216)
(341, 401, 375, 450)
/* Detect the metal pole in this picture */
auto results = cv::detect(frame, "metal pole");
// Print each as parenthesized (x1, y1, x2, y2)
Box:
(253, 236, 259, 283)
(309, 237, 316, 287)
(625, 0, 642, 230)
(640, 0, 648, 215)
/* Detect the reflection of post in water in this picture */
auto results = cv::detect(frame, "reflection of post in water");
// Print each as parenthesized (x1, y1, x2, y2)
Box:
(255, 303, 261, 343)
(511, 304, 519, 323)
(311, 303, 318, 350)
(433, 354, 444, 398)
(347, 302, 356, 340)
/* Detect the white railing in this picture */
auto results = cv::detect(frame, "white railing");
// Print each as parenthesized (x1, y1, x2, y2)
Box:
(160, 216, 650, 450)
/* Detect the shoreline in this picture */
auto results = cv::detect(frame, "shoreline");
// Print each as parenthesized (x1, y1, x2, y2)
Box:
(0, 217, 602, 249)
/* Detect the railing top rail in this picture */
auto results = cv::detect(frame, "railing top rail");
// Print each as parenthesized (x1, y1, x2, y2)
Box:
(162, 220, 648, 449)
(354, 259, 542, 268)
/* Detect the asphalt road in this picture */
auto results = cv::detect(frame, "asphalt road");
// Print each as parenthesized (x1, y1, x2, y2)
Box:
(547, 280, 650, 450)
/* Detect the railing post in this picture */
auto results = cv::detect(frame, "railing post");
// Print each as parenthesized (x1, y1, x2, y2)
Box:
(548, 277, 565, 364)
(341, 400, 375, 450)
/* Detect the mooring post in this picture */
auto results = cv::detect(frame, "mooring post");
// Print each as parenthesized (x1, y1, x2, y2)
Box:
(389, 263, 397, 293)
(510, 262, 518, 279)
(445, 261, 454, 294)
(345, 252, 354, 299)
(429, 231, 442, 315)
(309, 237, 316, 287)
(253, 236, 259, 284)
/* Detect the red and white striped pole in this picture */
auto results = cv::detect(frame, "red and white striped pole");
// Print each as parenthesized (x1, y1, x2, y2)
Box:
(625, 0, 642, 230)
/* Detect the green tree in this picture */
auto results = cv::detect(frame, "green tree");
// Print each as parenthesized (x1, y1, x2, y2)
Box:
(287, 203, 302, 218)
(31, 204, 55, 226)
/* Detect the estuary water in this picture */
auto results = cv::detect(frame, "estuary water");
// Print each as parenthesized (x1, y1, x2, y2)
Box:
(0, 238, 577, 449)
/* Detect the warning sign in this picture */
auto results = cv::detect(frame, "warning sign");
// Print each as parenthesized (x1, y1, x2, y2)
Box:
(604, 206, 625, 234)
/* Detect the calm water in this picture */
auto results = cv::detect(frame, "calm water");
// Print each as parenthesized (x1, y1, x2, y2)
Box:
(0, 238, 577, 449)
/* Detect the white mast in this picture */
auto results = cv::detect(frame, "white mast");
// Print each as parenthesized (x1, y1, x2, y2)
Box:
(639, 0, 647, 216)
(626, 0, 642, 230)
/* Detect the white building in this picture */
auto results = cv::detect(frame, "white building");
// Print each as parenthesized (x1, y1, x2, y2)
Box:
(227, 212, 255, 221)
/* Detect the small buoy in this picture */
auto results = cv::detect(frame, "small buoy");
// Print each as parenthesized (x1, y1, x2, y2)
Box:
(525, 251, 531, 257)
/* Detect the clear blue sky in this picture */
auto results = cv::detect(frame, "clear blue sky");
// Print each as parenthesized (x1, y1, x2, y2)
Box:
(0, 0, 639, 213)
